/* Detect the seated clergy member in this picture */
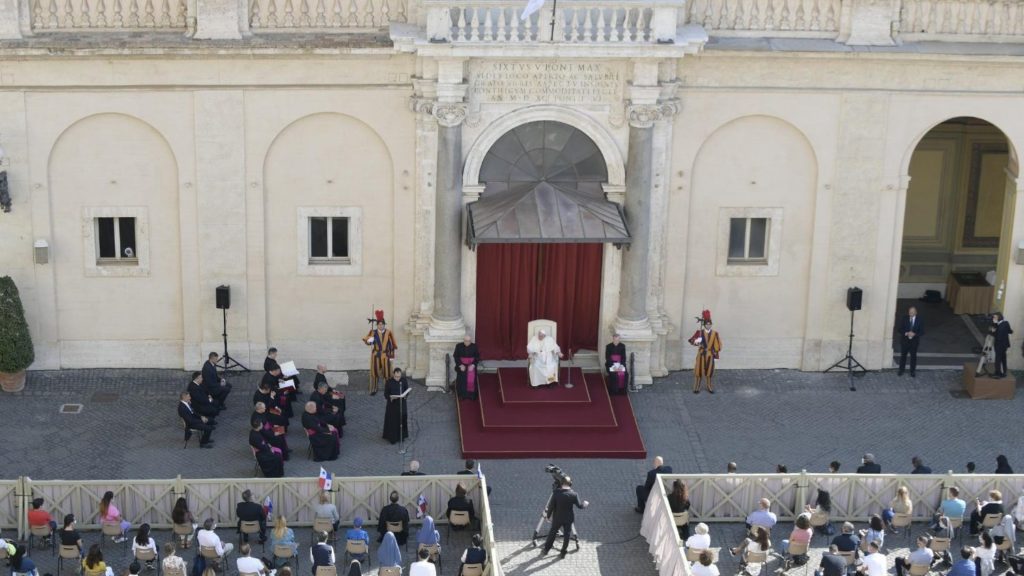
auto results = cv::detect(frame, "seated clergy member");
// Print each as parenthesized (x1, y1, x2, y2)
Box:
(453, 334, 481, 400)
(178, 391, 214, 448)
(302, 401, 340, 462)
(251, 403, 290, 456)
(635, 456, 672, 513)
(310, 378, 345, 432)
(202, 352, 232, 409)
(187, 372, 221, 420)
(402, 460, 426, 476)
(249, 419, 286, 462)
(526, 329, 564, 387)
(265, 347, 301, 393)
(376, 491, 410, 545)
(313, 365, 346, 418)
(253, 380, 291, 426)
(605, 332, 629, 395)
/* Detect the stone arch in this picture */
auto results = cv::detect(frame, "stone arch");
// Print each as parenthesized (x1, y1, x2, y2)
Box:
(899, 115, 1020, 181)
(464, 105, 625, 188)
(262, 112, 395, 179)
(692, 113, 820, 174)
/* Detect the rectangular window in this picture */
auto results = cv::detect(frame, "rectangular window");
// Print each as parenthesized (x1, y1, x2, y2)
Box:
(309, 216, 350, 264)
(727, 217, 769, 263)
(96, 217, 138, 264)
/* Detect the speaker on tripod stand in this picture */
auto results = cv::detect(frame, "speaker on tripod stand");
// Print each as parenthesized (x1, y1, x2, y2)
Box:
(215, 285, 249, 371)
(825, 286, 867, 390)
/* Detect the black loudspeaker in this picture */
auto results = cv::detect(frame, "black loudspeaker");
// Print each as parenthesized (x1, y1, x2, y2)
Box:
(846, 287, 863, 312)
(216, 285, 231, 310)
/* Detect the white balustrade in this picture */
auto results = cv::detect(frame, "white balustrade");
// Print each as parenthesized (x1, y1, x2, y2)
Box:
(30, 0, 188, 30)
(898, 0, 1024, 41)
(250, 0, 406, 30)
(683, 0, 841, 36)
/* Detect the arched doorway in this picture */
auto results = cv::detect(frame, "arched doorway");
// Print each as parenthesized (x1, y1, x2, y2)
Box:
(468, 120, 629, 359)
(895, 117, 1015, 369)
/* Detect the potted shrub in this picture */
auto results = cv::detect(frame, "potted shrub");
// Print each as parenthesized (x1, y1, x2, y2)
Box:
(0, 276, 34, 392)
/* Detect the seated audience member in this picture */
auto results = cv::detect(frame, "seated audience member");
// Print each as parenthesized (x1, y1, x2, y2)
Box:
(251, 404, 290, 458)
(402, 460, 426, 476)
(934, 487, 967, 530)
(970, 491, 1005, 535)
(635, 456, 672, 513)
(727, 462, 738, 473)
(132, 523, 158, 570)
(857, 541, 886, 576)
(377, 491, 410, 545)
(98, 490, 131, 543)
(269, 516, 298, 561)
(686, 523, 712, 550)
(59, 514, 83, 555)
(254, 437, 286, 478)
(178, 391, 215, 448)
(690, 550, 719, 576)
(458, 460, 492, 496)
(932, 516, 955, 565)
(310, 378, 345, 431)
(315, 491, 341, 533)
(253, 382, 290, 426)
(83, 544, 115, 576)
(856, 454, 881, 474)
(202, 352, 233, 409)
(162, 542, 187, 575)
(667, 480, 692, 539)
(10, 544, 38, 576)
(345, 560, 362, 576)
(302, 402, 340, 462)
(831, 522, 861, 556)
(345, 518, 370, 563)
(445, 483, 477, 530)
(895, 536, 935, 576)
(974, 532, 996, 576)
(309, 531, 336, 575)
(819, 545, 847, 576)
(27, 497, 57, 538)
(459, 534, 487, 575)
(313, 365, 346, 414)
(236, 489, 268, 544)
(989, 515, 1015, 566)
(883, 486, 913, 531)
(730, 527, 771, 569)
(777, 465, 789, 474)
(236, 543, 267, 576)
(604, 332, 629, 396)
(129, 560, 142, 576)
(187, 372, 221, 420)
(410, 547, 437, 576)
(911, 456, 932, 475)
(949, 547, 978, 576)
(780, 513, 813, 565)
(197, 518, 235, 558)
(859, 515, 885, 550)
(378, 532, 402, 568)
(746, 498, 778, 532)
(265, 347, 301, 393)
(262, 369, 295, 420)
(416, 515, 441, 559)
(995, 455, 1014, 474)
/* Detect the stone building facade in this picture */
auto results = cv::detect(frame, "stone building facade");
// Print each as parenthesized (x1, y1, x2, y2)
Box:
(1, 0, 1023, 387)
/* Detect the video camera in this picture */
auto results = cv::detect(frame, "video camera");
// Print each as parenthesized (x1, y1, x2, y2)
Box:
(545, 464, 570, 489)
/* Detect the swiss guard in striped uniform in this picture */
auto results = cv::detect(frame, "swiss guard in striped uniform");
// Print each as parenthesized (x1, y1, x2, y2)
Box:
(687, 309, 721, 394)
(363, 310, 397, 396)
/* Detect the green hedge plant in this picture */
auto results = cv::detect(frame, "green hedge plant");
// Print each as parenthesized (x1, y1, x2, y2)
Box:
(0, 276, 34, 373)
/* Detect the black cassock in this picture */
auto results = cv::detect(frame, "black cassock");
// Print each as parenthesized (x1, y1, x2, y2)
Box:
(376, 502, 410, 545)
(302, 411, 339, 462)
(250, 412, 289, 458)
(260, 372, 294, 419)
(382, 377, 409, 444)
(605, 342, 629, 395)
(255, 444, 284, 478)
(252, 390, 290, 426)
(310, 389, 345, 431)
(453, 342, 481, 400)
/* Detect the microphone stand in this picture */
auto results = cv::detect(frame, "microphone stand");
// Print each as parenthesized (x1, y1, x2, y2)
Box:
(398, 377, 408, 455)
(564, 350, 574, 389)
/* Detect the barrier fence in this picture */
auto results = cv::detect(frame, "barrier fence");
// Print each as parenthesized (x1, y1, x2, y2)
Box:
(641, 472, 1024, 576)
(6, 474, 501, 575)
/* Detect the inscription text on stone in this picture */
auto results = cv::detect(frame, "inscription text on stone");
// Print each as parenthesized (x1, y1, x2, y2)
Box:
(469, 61, 622, 104)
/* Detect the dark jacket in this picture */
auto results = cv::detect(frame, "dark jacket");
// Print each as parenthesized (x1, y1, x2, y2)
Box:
(899, 315, 924, 339)
(995, 321, 1013, 351)
(856, 462, 881, 474)
(188, 381, 214, 408)
(178, 401, 204, 427)
(202, 361, 221, 390)
(236, 500, 266, 523)
(643, 465, 673, 496)
(545, 487, 585, 525)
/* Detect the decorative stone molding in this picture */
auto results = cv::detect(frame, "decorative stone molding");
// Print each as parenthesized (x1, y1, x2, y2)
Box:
(408, 95, 436, 116)
(626, 102, 668, 129)
(432, 102, 468, 127)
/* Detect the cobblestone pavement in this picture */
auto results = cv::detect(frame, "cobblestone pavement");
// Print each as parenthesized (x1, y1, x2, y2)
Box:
(3, 367, 1022, 576)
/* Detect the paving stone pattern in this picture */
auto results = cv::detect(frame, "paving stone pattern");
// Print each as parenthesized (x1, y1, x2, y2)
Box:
(3, 367, 1022, 576)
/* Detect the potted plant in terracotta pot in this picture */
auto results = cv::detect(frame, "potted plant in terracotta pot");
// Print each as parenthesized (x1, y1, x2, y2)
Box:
(0, 276, 34, 392)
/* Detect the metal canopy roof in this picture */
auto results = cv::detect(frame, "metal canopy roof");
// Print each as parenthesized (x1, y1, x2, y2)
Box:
(467, 120, 631, 246)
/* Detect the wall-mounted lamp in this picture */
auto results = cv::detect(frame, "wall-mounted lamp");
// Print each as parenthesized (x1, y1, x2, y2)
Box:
(33, 239, 49, 264)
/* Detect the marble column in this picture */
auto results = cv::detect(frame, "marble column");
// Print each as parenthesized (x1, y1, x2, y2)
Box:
(432, 104, 467, 323)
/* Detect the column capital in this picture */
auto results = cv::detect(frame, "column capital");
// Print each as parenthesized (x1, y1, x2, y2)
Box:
(626, 100, 680, 129)
(432, 102, 468, 127)
(408, 95, 436, 115)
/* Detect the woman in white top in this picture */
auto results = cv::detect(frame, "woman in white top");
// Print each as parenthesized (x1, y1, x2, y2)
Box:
(685, 523, 712, 550)
(975, 531, 997, 576)
(690, 550, 720, 576)
(131, 524, 158, 569)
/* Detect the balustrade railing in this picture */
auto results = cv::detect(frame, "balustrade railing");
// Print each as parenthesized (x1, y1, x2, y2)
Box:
(897, 0, 1024, 41)
(29, 0, 188, 31)
(683, 0, 841, 36)
(424, 0, 682, 43)
(249, 0, 406, 31)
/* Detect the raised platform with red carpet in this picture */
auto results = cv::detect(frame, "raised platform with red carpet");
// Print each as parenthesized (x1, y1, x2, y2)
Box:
(457, 367, 647, 459)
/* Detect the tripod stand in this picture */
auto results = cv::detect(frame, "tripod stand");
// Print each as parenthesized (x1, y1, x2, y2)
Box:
(215, 307, 249, 372)
(825, 309, 866, 390)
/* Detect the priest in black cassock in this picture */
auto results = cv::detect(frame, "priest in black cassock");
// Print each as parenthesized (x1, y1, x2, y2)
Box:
(302, 401, 340, 461)
(254, 442, 285, 478)
(376, 491, 410, 545)
(453, 335, 481, 400)
(253, 382, 290, 427)
(382, 368, 410, 445)
(605, 333, 629, 396)
(264, 347, 302, 393)
(260, 371, 294, 419)
(313, 364, 347, 416)
(250, 405, 290, 459)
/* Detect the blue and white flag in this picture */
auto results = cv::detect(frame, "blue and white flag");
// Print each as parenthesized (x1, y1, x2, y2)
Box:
(416, 495, 428, 519)
(476, 462, 484, 479)
(318, 467, 333, 491)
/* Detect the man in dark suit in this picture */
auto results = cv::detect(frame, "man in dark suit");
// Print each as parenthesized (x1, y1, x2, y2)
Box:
(401, 460, 426, 476)
(177, 391, 214, 448)
(236, 489, 267, 543)
(992, 313, 1013, 378)
(856, 453, 881, 474)
(635, 456, 672, 513)
(376, 491, 410, 545)
(458, 459, 492, 496)
(897, 307, 924, 377)
(541, 476, 588, 559)
(187, 372, 220, 420)
(202, 352, 232, 409)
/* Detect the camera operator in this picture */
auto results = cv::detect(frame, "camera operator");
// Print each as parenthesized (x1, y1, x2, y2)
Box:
(541, 475, 589, 559)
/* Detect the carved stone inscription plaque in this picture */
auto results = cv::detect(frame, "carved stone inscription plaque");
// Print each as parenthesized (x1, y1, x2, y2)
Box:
(469, 61, 623, 105)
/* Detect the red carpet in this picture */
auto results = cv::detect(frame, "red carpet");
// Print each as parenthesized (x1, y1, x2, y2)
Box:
(497, 367, 593, 403)
(457, 369, 647, 459)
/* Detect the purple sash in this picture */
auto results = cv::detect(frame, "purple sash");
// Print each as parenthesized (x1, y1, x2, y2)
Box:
(459, 357, 477, 392)
(610, 354, 626, 389)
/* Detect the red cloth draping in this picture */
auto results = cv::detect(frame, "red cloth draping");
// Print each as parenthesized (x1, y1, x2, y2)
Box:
(475, 243, 602, 360)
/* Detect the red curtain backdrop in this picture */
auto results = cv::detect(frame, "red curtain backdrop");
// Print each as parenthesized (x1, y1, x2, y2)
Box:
(475, 243, 603, 360)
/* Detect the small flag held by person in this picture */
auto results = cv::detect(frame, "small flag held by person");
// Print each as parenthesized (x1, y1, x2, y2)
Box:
(416, 495, 428, 519)
(318, 467, 333, 491)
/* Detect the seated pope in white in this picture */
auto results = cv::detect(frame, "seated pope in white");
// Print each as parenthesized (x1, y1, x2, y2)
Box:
(526, 329, 564, 387)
